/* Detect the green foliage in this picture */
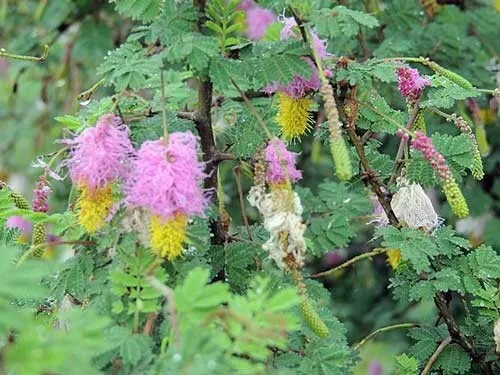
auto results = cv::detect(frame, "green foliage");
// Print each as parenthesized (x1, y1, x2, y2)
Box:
(302, 181, 371, 255)
(406, 133, 474, 186)
(110, 0, 163, 22)
(3, 0, 500, 374)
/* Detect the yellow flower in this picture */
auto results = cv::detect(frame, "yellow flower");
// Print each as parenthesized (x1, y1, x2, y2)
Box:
(150, 213, 188, 260)
(78, 184, 114, 233)
(276, 93, 312, 140)
(494, 0, 500, 13)
(386, 249, 402, 270)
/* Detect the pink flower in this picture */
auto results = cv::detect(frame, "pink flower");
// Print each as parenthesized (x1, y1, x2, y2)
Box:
(410, 131, 451, 180)
(6, 216, 32, 236)
(68, 114, 134, 191)
(246, 6, 276, 40)
(265, 57, 320, 99)
(396, 67, 430, 102)
(264, 138, 302, 184)
(311, 31, 330, 60)
(264, 18, 329, 98)
(280, 17, 329, 59)
(368, 361, 383, 375)
(32, 175, 51, 213)
(237, 0, 255, 11)
(125, 132, 208, 219)
(280, 17, 298, 40)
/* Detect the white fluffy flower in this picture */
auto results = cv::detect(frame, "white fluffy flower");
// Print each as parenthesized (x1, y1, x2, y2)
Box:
(248, 185, 306, 270)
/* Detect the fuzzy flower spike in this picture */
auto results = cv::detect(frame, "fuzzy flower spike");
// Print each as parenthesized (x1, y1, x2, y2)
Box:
(68, 114, 134, 233)
(264, 138, 302, 188)
(396, 67, 431, 133)
(126, 132, 208, 260)
(410, 131, 469, 218)
(267, 17, 330, 140)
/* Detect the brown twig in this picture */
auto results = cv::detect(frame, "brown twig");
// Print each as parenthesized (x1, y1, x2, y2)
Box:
(142, 313, 158, 336)
(147, 276, 180, 347)
(233, 165, 253, 241)
(434, 293, 494, 374)
(420, 336, 452, 375)
(388, 97, 422, 186)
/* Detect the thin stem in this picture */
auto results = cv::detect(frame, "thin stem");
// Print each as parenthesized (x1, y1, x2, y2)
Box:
(43, 147, 68, 177)
(230, 78, 272, 139)
(160, 69, 168, 144)
(310, 248, 389, 278)
(233, 166, 253, 241)
(420, 336, 452, 375)
(354, 323, 419, 350)
(147, 276, 180, 347)
(77, 78, 105, 102)
(0, 44, 49, 62)
(16, 243, 46, 266)
(388, 97, 422, 185)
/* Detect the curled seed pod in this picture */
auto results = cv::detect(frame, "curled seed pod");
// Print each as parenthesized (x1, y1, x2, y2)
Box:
(425, 61, 473, 90)
(32, 223, 46, 257)
(10, 191, 30, 210)
(442, 179, 469, 219)
(300, 297, 329, 338)
(330, 137, 353, 181)
(320, 82, 353, 181)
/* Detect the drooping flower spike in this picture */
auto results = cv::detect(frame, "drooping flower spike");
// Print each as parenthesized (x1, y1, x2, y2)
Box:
(126, 132, 208, 260)
(409, 131, 469, 218)
(245, 6, 276, 40)
(396, 67, 431, 133)
(264, 138, 302, 186)
(396, 67, 431, 103)
(67, 114, 134, 233)
(267, 17, 330, 140)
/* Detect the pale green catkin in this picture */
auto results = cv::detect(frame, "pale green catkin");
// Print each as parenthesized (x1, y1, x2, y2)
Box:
(442, 179, 469, 219)
(320, 82, 353, 181)
(426, 61, 473, 90)
(10, 191, 30, 210)
(31, 223, 46, 257)
(451, 115, 483, 180)
(300, 297, 329, 338)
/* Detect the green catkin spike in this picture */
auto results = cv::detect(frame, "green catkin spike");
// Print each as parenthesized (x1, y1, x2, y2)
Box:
(330, 137, 353, 181)
(311, 137, 322, 166)
(10, 191, 30, 210)
(442, 179, 469, 219)
(414, 111, 426, 133)
(300, 297, 329, 338)
(471, 146, 484, 180)
(31, 223, 46, 257)
(425, 61, 473, 90)
(407, 103, 426, 133)
(320, 82, 353, 181)
(451, 115, 484, 180)
(475, 124, 490, 156)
